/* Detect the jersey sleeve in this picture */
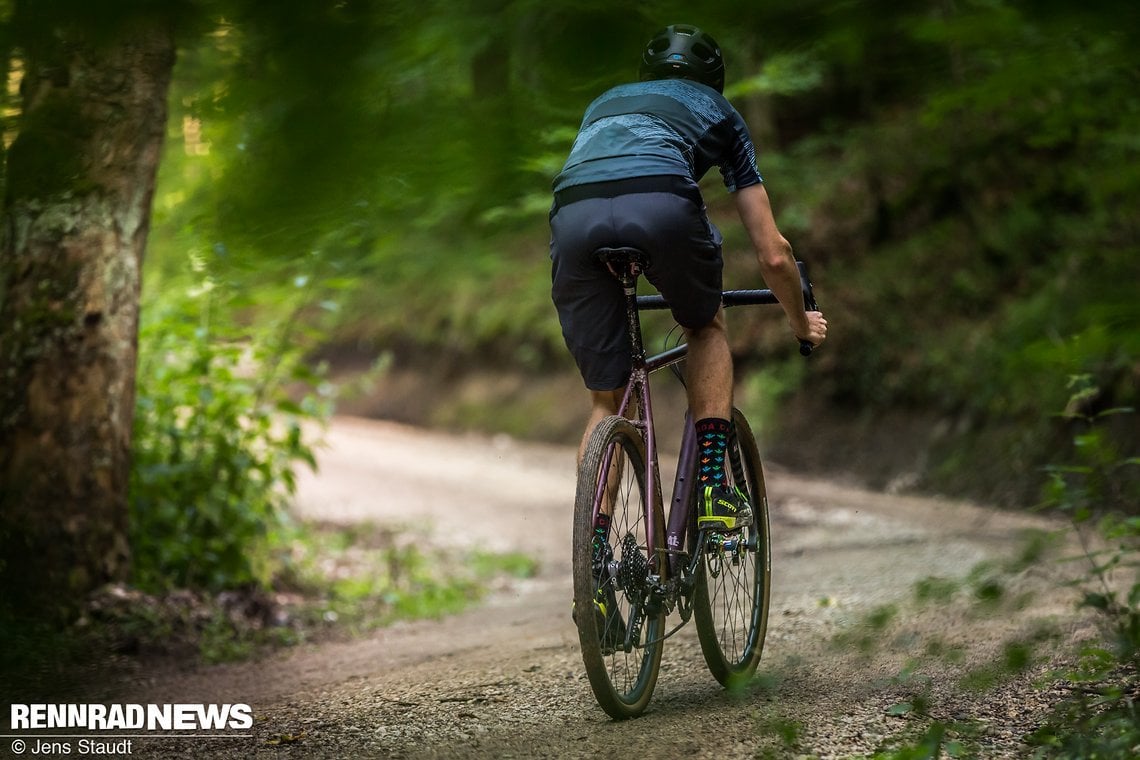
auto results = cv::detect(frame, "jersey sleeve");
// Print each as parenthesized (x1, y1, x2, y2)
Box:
(718, 110, 763, 192)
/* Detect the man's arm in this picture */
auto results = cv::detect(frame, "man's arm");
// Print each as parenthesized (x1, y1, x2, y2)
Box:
(733, 183, 828, 346)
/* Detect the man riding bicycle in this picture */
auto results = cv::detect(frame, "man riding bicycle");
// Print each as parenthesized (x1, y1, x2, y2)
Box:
(550, 24, 828, 531)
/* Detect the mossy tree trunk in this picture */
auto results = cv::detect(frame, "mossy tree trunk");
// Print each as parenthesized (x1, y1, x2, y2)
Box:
(0, 10, 176, 620)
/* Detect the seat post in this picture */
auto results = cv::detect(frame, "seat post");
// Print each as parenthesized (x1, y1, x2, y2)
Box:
(619, 265, 650, 369)
(595, 247, 649, 369)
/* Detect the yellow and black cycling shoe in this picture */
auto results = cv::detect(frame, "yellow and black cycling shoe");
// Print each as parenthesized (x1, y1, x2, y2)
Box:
(572, 582, 627, 654)
(697, 485, 753, 531)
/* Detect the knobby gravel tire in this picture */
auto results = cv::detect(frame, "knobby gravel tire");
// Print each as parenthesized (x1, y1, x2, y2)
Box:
(572, 415, 666, 719)
(692, 409, 772, 689)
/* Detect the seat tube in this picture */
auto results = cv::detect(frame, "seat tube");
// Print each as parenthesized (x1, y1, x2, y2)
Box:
(617, 267, 662, 573)
(666, 412, 697, 577)
(615, 269, 648, 421)
(618, 270, 646, 368)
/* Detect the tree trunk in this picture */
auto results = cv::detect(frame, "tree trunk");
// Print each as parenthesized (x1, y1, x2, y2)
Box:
(0, 14, 176, 620)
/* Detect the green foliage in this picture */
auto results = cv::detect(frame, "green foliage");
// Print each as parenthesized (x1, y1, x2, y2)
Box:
(0, 616, 106, 701)
(284, 523, 539, 637)
(832, 603, 902, 656)
(1044, 376, 1140, 520)
(776, 1, 1138, 500)
(724, 50, 825, 99)
(126, 0, 1140, 601)
(42, 521, 537, 668)
(862, 723, 962, 760)
(1023, 380, 1140, 757)
(196, 609, 288, 665)
(1027, 682, 1140, 760)
(913, 576, 957, 606)
(468, 550, 540, 580)
(129, 263, 333, 592)
(868, 380, 1139, 758)
(738, 359, 806, 441)
(753, 714, 803, 759)
(134, 1, 1138, 512)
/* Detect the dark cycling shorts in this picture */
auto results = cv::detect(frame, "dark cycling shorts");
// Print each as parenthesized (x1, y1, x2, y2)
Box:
(549, 177, 724, 391)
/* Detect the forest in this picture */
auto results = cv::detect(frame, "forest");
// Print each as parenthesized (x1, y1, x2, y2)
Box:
(0, 0, 1137, 752)
(142, 1, 1138, 504)
(145, 0, 1139, 502)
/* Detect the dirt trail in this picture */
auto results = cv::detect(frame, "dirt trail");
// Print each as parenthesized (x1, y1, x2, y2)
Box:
(123, 416, 1087, 759)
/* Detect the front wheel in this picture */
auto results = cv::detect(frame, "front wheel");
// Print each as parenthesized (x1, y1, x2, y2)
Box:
(572, 415, 666, 719)
(692, 408, 771, 689)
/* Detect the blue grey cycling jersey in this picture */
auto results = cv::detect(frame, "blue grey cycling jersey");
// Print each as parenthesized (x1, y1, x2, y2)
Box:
(552, 79, 763, 194)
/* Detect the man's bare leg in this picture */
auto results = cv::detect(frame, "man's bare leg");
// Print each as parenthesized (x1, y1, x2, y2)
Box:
(683, 308, 733, 420)
(579, 388, 624, 517)
(684, 308, 752, 528)
(579, 388, 623, 464)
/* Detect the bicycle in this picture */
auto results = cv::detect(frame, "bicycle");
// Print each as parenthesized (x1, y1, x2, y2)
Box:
(572, 245, 817, 719)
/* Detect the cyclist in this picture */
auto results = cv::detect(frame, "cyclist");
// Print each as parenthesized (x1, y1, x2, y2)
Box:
(550, 24, 828, 533)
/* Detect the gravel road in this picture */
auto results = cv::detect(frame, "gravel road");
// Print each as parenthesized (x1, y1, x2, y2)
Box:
(115, 416, 1088, 759)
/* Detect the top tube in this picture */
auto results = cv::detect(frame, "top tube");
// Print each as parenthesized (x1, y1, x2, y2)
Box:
(636, 289, 779, 311)
(636, 260, 817, 356)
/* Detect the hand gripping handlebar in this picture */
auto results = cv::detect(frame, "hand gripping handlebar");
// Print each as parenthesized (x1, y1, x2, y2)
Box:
(635, 259, 820, 357)
(797, 261, 818, 357)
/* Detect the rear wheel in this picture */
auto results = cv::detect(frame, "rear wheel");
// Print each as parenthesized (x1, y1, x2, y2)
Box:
(572, 415, 665, 719)
(693, 409, 771, 689)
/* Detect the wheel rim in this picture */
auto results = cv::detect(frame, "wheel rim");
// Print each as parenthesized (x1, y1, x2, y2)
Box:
(703, 517, 764, 667)
(592, 444, 660, 705)
(693, 410, 770, 684)
(573, 417, 664, 718)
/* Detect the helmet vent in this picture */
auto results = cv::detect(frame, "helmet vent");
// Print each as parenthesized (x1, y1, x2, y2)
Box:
(638, 24, 726, 93)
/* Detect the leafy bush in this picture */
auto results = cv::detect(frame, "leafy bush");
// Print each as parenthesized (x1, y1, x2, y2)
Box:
(1025, 377, 1140, 757)
(129, 269, 333, 592)
(856, 377, 1139, 758)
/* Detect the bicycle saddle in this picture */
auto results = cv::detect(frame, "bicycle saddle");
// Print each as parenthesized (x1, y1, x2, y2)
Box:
(593, 246, 648, 269)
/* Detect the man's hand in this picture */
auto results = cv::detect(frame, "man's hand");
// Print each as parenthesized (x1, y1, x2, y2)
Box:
(796, 310, 828, 347)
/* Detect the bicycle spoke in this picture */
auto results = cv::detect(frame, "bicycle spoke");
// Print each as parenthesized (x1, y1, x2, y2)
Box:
(693, 410, 771, 688)
(572, 416, 665, 719)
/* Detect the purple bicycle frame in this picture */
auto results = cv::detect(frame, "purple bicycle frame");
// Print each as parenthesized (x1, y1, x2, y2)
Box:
(606, 298, 697, 583)
(589, 250, 793, 584)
